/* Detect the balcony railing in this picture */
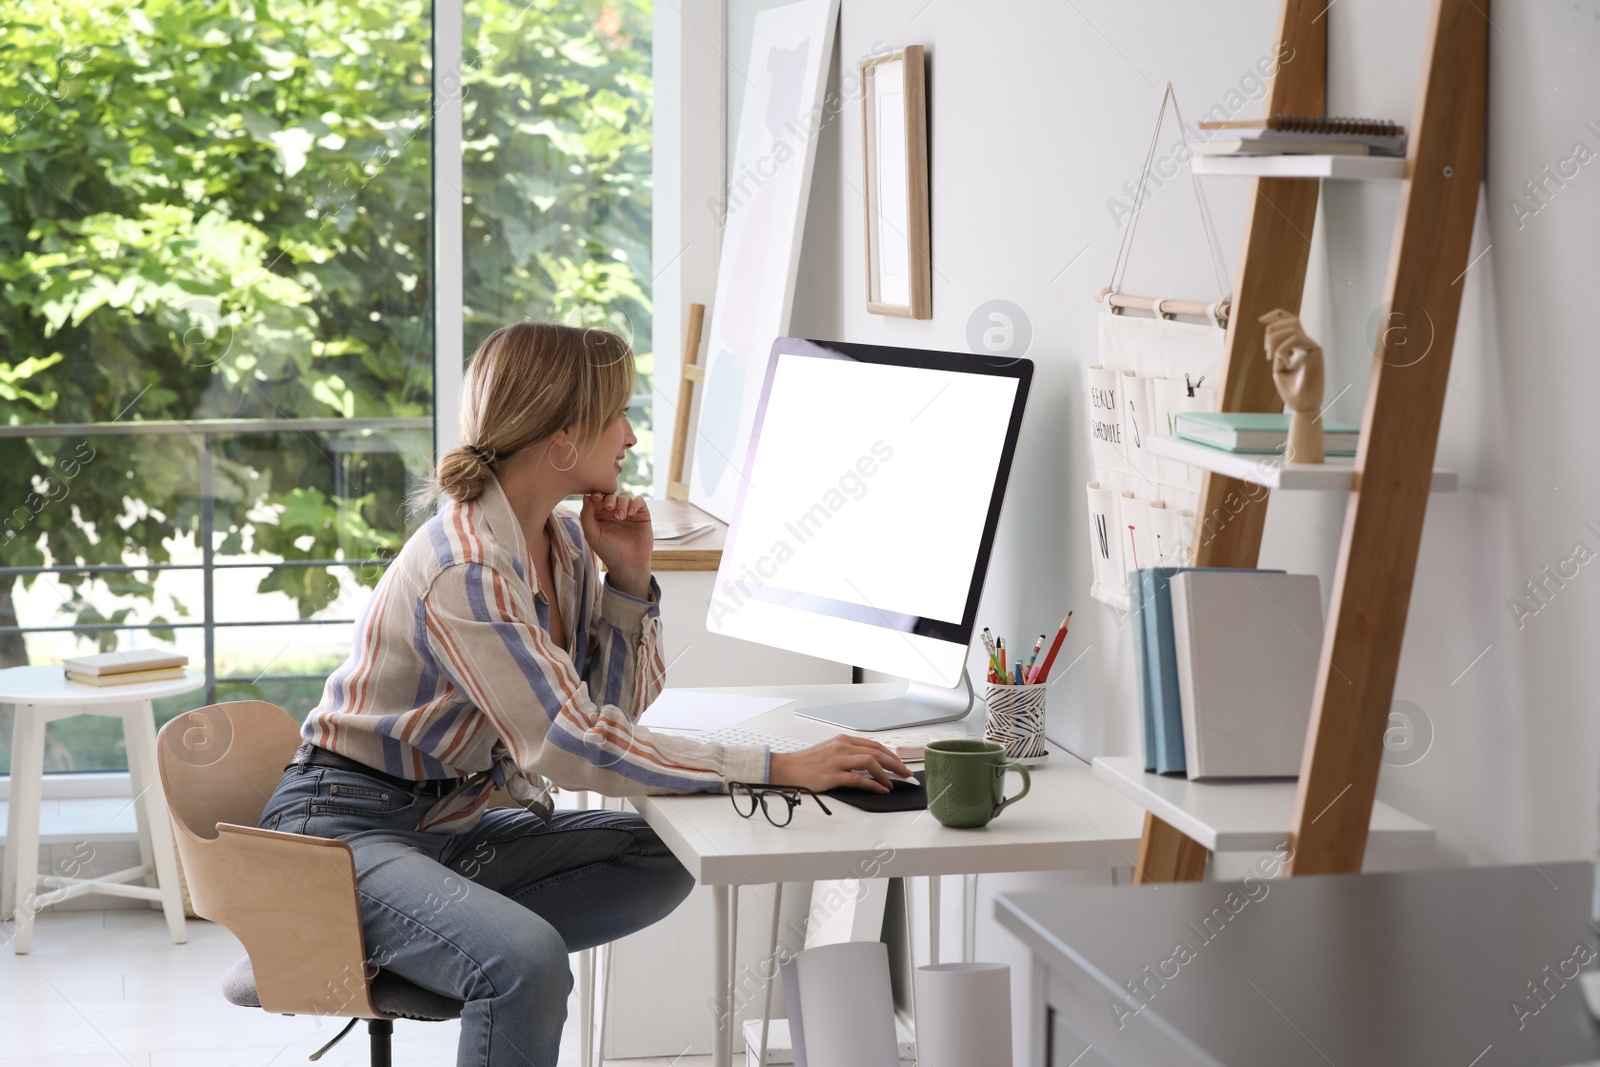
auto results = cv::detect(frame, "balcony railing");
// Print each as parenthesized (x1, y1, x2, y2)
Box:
(0, 416, 432, 705)
(2, 395, 649, 708)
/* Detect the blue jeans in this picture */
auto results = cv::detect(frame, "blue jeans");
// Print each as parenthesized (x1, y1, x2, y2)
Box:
(258, 762, 695, 1067)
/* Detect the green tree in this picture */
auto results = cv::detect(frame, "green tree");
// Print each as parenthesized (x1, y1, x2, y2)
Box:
(0, 0, 653, 672)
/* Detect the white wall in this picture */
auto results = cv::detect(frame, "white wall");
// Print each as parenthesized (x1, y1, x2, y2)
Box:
(705, 0, 1600, 1056)
(710, 0, 1600, 870)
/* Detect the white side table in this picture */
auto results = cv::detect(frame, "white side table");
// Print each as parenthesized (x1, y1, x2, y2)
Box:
(0, 664, 203, 953)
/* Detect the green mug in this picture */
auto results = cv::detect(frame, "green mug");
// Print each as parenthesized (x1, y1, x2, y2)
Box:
(923, 739, 1032, 829)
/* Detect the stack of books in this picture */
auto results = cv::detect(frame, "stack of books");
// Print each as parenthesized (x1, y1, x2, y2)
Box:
(1174, 411, 1360, 456)
(62, 648, 190, 687)
(1130, 567, 1321, 778)
(1188, 114, 1406, 158)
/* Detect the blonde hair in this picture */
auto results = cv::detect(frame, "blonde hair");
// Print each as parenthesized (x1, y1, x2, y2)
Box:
(415, 321, 635, 508)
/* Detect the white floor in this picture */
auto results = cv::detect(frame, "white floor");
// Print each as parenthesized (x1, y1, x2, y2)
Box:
(0, 908, 723, 1066)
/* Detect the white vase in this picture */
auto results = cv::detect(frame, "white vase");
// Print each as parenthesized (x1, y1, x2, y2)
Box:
(791, 942, 900, 1067)
(913, 962, 1012, 1067)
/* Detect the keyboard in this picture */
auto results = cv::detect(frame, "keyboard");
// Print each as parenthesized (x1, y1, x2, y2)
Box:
(678, 726, 971, 760)
(689, 727, 812, 753)
(686, 727, 922, 784)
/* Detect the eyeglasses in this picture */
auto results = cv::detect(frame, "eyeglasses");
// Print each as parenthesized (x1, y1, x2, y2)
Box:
(728, 782, 832, 827)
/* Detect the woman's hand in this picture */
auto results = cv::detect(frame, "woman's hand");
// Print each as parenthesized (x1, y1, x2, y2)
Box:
(767, 735, 913, 795)
(581, 491, 654, 598)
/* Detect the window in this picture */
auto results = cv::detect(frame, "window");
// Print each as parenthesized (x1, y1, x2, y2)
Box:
(460, 0, 655, 490)
(0, 0, 653, 774)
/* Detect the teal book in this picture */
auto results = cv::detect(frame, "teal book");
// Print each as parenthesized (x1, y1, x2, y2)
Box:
(1143, 567, 1286, 775)
(1129, 568, 1157, 771)
(1141, 569, 1186, 775)
(1174, 411, 1359, 456)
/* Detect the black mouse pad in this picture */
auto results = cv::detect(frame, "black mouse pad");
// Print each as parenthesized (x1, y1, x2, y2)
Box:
(823, 769, 927, 813)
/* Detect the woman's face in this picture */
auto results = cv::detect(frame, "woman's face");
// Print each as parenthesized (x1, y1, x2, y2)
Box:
(572, 410, 637, 492)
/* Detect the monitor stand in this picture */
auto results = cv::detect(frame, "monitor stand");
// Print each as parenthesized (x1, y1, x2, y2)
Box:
(796, 668, 975, 733)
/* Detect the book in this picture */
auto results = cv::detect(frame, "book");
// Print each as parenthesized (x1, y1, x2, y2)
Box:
(1141, 569, 1188, 775)
(1191, 137, 1371, 157)
(61, 648, 188, 677)
(1198, 114, 1405, 136)
(1170, 571, 1323, 779)
(1136, 567, 1287, 776)
(1191, 114, 1407, 157)
(1174, 411, 1360, 456)
(652, 522, 713, 544)
(65, 666, 188, 687)
(1129, 569, 1157, 772)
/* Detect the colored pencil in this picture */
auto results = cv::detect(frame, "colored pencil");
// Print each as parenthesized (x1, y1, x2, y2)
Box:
(1027, 612, 1073, 684)
(982, 627, 1005, 678)
(1025, 634, 1046, 675)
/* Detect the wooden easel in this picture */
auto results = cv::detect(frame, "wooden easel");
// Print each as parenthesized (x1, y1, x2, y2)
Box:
(665, 302, 706, 501)
(651, 301, 728, 573)
(1134, 0, 1487, 880)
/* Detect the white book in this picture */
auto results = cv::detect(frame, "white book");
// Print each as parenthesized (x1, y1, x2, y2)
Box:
(1192, 137, 1370, 156)
(651, 521, 713, 544)
(1170, 571, 1323, 779)
(65, 667, 187, 687)
(61, 647, 188, 676)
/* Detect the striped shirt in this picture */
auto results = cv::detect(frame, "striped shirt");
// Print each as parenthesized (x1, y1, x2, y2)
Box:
(302, 475, 769, 833)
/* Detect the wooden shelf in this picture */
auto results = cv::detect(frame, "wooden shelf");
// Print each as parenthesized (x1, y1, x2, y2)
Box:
(1191, 154, 1406, 180)
(1093, 756, 1434, 853)
(1147, 435, 1458, 492)
(1128, 0, 1484, 881)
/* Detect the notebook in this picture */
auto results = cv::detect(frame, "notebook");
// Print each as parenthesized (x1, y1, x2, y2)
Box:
(1169, 571, 1322, 779)
(1191, 115, 1407, 157)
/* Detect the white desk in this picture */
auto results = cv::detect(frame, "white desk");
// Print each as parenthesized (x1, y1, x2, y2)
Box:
(601, 517, 849, 1061)
(632, 682, 1148, 1067)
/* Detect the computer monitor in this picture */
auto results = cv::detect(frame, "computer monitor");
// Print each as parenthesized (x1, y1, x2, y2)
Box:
(705, 337, 1032, 731)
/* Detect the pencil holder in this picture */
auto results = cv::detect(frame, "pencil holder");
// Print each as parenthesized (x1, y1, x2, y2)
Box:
(983, 683, 1049, 765)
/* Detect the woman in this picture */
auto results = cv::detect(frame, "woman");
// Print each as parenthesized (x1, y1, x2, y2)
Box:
(258, 321, 909, 1067)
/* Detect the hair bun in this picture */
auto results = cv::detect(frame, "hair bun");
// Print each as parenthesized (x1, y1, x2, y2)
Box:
(436, 445, 495, 502)
(408, 320, 636, 516)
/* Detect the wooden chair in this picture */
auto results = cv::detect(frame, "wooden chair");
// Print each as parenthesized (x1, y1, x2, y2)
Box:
(155, 700, 462, 1066)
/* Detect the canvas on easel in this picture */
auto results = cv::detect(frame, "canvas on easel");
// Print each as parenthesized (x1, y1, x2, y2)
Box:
(687, 0, 840, 522)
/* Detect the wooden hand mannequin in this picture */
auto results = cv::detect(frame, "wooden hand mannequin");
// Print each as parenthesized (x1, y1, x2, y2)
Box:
(1260, 308, 1325, 464)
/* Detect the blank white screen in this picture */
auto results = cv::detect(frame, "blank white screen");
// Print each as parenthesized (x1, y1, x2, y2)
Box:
(724, 353, 1019, 625)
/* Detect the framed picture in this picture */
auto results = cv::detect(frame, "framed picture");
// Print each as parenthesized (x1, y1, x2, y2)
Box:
(861, 45, 930, 319)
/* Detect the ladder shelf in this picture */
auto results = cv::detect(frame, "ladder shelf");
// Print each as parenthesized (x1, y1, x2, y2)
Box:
(1130, 0, 1487, 883)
